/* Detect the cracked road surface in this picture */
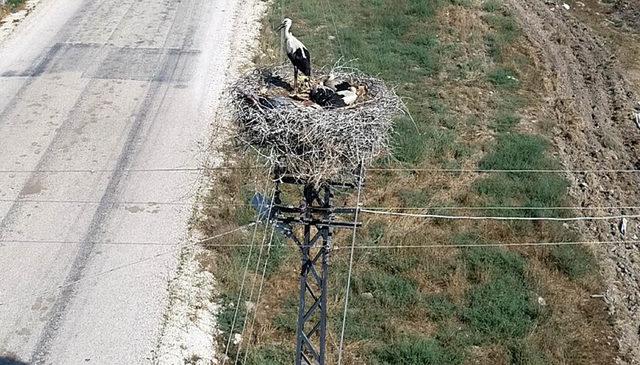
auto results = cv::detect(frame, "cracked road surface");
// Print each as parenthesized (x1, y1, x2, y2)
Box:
(0, 0, 252, 363)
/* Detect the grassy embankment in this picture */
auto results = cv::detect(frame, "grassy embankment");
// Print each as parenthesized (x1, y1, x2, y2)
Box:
(199, 0, 617, 364)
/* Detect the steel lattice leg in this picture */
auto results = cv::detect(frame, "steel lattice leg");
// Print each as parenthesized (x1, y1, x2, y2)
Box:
(294, 187, 332, 365)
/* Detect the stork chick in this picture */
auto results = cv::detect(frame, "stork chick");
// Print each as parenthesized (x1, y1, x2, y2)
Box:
(336, 87, 358, 106)
(277, 18, 311, 93)
(323, 74, 352, 92)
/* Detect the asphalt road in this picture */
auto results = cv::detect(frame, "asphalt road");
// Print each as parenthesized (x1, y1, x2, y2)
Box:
(0, 0, 254, 363)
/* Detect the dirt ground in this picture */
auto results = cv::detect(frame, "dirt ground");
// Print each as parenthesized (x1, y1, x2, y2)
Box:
(610, 0, 640, 30)
(507, 0, 640, 363)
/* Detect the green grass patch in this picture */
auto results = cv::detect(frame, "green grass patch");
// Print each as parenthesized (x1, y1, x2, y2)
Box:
(482, 0, 503, 13)
(372, 337, 464, 365)
(357, 271, 420, 308)
(244, 345, 293, 365)
(483, 9, 520, 60)
(217, 293, 247, 348)
(393, 117, 428, 164)
(492, 111, 520, 132)
(461, 247, 541, 342)
(463, 245, 527, 282)
(488, 67, 519, 88)
(463, 276, 540, 341)
(550, 245, 597, 280)
(4, 0, 24, 10)
(273, 297, 298, 334)
(475, 133, 569, 217)
(337, 297, 390, 341)
(425, 294, 458, 320)
(369, 250, 420, 274)
(397, 188, 432, 208)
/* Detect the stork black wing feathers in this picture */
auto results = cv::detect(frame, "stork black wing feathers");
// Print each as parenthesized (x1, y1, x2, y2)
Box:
(310, 87, 347, 109)
(287, 47, 311, 76)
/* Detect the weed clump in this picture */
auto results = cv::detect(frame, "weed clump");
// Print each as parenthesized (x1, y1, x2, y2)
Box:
(488, 67, 519, 88)
(550, 245, 597, 280)
(373, 337, 464, 365)
(244, 345, 292, 365)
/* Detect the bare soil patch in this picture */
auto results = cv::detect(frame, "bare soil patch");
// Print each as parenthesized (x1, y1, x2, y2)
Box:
(507, 0, 640, 362)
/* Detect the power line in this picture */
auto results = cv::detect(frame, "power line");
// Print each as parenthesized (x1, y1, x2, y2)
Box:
(3, 197, 640, 212)
(0, 198, 252, 208)
(222, 218, 261, 365)
(241, 225, 277, 365)
(367, 167, 640, 173)
(337, 166, 365, 365)
(362, 205, 640, 211)
(7, 237, 635, 251)
(333, 240, 640, 250)
(2, 166, 638, 174)
(222, 176, 272, 365)
(0, 166, 263, 174)
(233, 189, 277, 365)
(0, 238, 268, 248)
(360, 209, 640, 222)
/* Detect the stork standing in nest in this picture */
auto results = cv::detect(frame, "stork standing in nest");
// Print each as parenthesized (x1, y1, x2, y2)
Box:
(277, 18, 311, 93)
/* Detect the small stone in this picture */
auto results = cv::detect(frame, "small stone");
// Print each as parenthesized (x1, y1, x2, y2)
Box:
(233, 333, 243, 345)
(361, 292, 374, 300)
(562, 3, 571, 10)
(538, 296, 547, 306)
(245, 300, 255, 312)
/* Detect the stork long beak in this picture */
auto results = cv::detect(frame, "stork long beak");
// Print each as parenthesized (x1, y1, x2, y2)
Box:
(276, 23, 285, 31)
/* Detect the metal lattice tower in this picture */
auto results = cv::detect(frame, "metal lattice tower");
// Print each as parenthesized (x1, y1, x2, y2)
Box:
(271, 169, 361, 365)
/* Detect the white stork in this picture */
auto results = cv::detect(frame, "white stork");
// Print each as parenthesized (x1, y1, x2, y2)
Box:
(277, 18, 311, 92)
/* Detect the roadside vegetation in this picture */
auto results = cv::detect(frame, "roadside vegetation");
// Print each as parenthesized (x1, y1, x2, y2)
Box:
(199, 0, 618, 363)
(0, 0, 26, 21)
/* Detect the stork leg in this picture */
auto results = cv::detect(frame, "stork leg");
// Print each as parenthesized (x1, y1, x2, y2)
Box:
(293, 67, 299, 93)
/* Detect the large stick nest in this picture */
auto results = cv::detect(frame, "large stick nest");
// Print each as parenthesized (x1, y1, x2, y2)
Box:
(231, 65, 402, 184)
